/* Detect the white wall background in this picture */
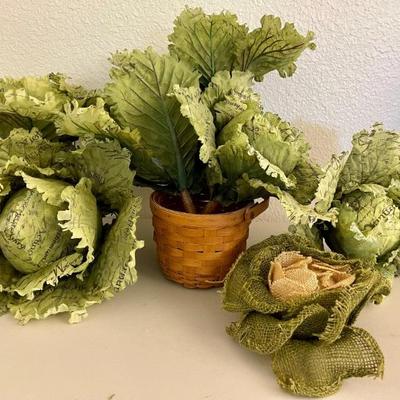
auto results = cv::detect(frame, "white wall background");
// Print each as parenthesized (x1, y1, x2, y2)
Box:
(1, 0, 399, 223)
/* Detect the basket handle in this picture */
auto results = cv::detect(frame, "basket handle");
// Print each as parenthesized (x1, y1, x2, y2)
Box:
(244, 197, 270, 222)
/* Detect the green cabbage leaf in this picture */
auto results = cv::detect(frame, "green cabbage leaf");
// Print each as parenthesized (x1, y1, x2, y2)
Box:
(168, 7, 315, 85)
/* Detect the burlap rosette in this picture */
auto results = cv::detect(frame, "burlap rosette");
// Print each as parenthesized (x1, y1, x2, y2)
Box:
(222, 234, 391, 397)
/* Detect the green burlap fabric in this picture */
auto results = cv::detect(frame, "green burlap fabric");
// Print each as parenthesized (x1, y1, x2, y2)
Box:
(222, 234, 391, 397)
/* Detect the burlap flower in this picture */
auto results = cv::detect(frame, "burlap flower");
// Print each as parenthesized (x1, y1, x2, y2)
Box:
(222, 234, 391, 397)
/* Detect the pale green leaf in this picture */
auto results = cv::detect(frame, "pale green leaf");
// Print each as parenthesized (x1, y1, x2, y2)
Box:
(339, 124, 400, 194)
(20, 172, 68, 207)
(8, 279, 103, 324)
(214, 90, 261, 131)
(168, 7, 247, 84)
(288, 158, 321, 204)
(245, 176, 338, 226)
(58, 178, 101, 272)
(56, 139, 135, 209)
(88, 194, 144, 294)
(9, 253, 83, 300)
(172, 85, 224, 186)
(0, 128, 65, 172)
(105, 48, 200, 190)
(234, 15, 316, 81)
(0, 188, 73, 274)
(327, 188, 400, 260)
(202, 70, 255, 108)
(172, 85, 216, 164)
(0, 253, 21, 292)
(314, 152, 348, 213)
(56, 98, 141, 149)
(0, 73, 89, 121)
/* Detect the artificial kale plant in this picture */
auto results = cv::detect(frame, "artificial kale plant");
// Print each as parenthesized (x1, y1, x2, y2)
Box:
(57, 7, 319, 214)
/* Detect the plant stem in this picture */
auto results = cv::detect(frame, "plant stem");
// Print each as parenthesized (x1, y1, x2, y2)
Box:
(202, 200, 220, 214)
(181, 189, 197, 214)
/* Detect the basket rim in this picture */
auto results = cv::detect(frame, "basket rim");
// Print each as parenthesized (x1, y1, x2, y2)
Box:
(150, 191, 253, 221)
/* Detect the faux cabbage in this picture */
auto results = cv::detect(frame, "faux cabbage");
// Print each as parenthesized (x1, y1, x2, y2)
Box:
(291, 124, 400, 276)
(0, 128, 143, 324)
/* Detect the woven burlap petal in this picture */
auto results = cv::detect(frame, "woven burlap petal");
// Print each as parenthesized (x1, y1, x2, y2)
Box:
(227, 304, 330, 355)
(271, 327, 384, 397)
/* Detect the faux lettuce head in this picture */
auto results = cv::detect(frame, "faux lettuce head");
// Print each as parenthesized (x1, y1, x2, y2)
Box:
(0, 128, 143, 324)
(290, 124, 400, 276)
(327, 187, 400, 260)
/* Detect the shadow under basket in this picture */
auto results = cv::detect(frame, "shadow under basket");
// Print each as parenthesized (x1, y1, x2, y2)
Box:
(150, 191, 269, 288)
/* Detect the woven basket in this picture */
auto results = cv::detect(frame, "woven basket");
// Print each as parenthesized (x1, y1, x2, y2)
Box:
(150, 191, 269, 288)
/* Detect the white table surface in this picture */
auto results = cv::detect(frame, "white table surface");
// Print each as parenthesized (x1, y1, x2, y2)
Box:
(1, 211, 399, 400)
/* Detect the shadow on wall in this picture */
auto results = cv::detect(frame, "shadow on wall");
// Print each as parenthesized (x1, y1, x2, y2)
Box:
(293, 119, 341, 164)
(135, 121, 340, 225)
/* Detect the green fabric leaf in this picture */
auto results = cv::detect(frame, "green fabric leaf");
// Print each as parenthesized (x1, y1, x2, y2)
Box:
(214, 91, 261, 133)
(244, 176, 338, 226)
(288, 158, 321, 204)
(338, 123, 400, 194)
(214, 112, 314, 205)
(57, 178, 100, 272)
(20, 172, 68, 207)
(9, 253, 83, 300)
(0, 128, 65, 173)
(56, 98, 141, 150)
(87, 194, 143, 294)
(216, 128, 296, 197)
(272, 327, 384, 397)
(56, 139, 135, 209)
(314, 152, 348, 213)
(172, 85, 216, 164)
(202, 70, 255, 109)
(0, 74, 90, 121)
(168, 7, 247, 85)
(222, 233, 389, 322)
(105, 48, 200, 190)
(8, 279, 103, 324)
(172, 85, 224, 187)
(234, 15, 316, 81)
(227, 304, 329, 355)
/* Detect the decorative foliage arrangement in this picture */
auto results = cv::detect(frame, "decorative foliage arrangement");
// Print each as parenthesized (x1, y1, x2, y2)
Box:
(0, 76, 143, 323)
(0, 6, 398, 399)
(222, 234, 391, 397)
(57, 7, 317, 213)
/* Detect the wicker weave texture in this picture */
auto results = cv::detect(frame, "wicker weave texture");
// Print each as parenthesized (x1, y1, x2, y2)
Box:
(150, 192, 269, 288)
